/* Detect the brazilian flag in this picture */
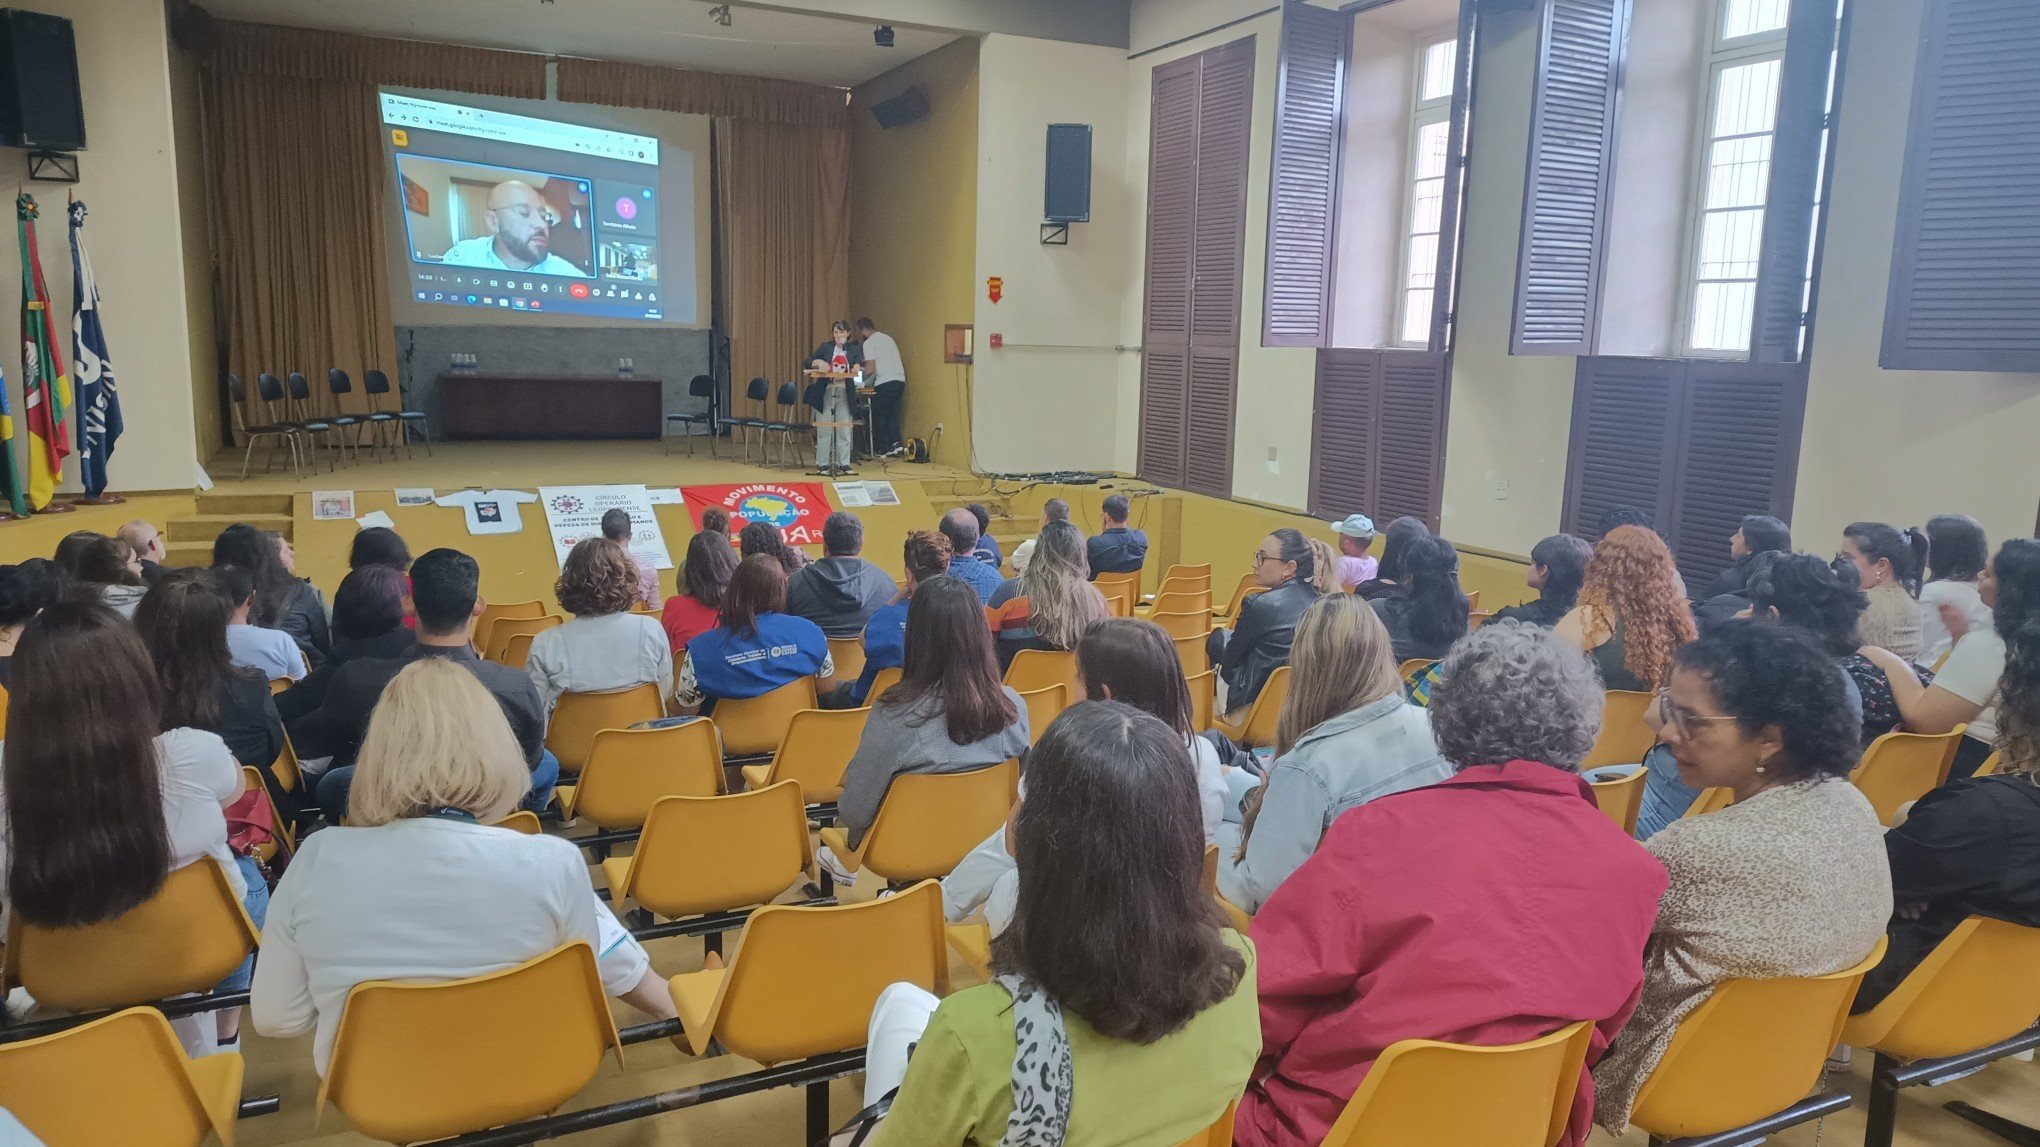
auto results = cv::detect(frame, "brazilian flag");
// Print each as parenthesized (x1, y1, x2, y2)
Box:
(0, 361, 21, 517)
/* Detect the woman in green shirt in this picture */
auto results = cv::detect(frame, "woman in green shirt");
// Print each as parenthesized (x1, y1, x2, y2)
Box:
(864, 701, 1260, 1147)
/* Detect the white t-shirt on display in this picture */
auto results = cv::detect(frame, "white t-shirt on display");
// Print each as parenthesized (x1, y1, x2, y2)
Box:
(1916, 579, 1996, 669)
(436, 489, 538, 536)
(859, 330, 905, 384)
(1932, 627, 2006, 746)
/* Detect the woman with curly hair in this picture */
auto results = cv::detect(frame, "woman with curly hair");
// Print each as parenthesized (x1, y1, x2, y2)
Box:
(1746, 552, 1917, 743)
(526, 537, 673, 713)
(1557, 525, 1697, 691)
(739, 519, 808, 574)
(986, 519, 1108, 670)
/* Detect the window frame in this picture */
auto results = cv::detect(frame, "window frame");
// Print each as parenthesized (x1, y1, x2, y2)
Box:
(1391, 30, 1459, 350)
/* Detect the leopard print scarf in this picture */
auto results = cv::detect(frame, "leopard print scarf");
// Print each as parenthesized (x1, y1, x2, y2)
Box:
(995, 974, 1073, 1147)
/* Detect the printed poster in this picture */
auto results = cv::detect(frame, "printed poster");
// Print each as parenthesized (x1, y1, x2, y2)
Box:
(681, 482, 832, 546)
(538, 484, 675, 570)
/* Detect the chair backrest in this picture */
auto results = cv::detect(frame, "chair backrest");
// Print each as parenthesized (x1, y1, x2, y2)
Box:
(1153, 574, 1214, 601)
(759, 706, 869, 804)
(502, 631, 539, 670)
(1172, 630, 1209, 677)
(492, 810, 543, 834)
(484, 614, 561, 664)
(745, 376, 770, 402)
(1320, 1020, 1594, 1147)
(1162, 563, 1212, 583)
(286, 370, 311, 400)
(1587, 690, 1657, 769)
(714, 676, 820, 757)
(1465, 589, 1482, 610)
(1221, 573, 1264, 618)
(1849, 725, 1966, 825)
(1225, 665, 1290, 748)
(689, 372, 715, 398)
(1974, 750, 2003, 777)
(1589, 766, 1648, 835)
(1630, 939, 1887, 1139)
(827, 635, 869, 683)
(1016, 683, 1068, 744)
(1149, 608, 1214, 641)
(1150, 589, 1214, 615)
(574, 721, 723, 830)
(1845, 916, 2040, 1060)
(475, 599, 547, 653)
(1173, 1100, 1236, 1147)
(1187, 669, 1216, 732)
(703, 881, 949, 1064)
(1094, 569, 1142, 615)
(327, 367, 353, 395)
(861, 759, 1020, 883)
(0, 1006, 241, 1147)
(867, 665, 904, 699)
(363, 368, 392, 395)
(775, 379, 799, 407)
(621, 781, 813, 917)
(272, 732, 304, 795)
(255, 371, 285, 403)
(0, 684, 9, 740)
(320, 943, 620, 1144)
(544, 683, 667, 774)
(1004, 647, 1080, 696)
(1684, 787, 1734, 817)
(2, 860, 257, 1011)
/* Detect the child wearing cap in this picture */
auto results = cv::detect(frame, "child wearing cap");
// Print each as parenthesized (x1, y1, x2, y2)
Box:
(1331, 514, 1378, 591)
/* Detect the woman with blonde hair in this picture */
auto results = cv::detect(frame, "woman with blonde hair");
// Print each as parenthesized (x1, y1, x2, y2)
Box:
(987, 519, 1109, 670)
(1558, 525, 1698, 691)
(527, 536, 673, 713)
(252, 659, 674, 1078)
(1215, 593, 1452, 912)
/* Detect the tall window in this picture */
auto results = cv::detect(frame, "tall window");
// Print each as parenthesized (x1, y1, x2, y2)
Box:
(1683, 0, 1790, 353)
(1395, 37, 1457, 347)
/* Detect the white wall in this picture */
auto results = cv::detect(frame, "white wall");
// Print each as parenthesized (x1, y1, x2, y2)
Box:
(1332, 26, 1415, 349)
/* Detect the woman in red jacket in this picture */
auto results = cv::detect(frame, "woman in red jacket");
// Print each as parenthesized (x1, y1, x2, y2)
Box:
(1239, 623, 1669, 1147)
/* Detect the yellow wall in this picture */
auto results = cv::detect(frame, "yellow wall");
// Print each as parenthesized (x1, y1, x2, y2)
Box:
(850, 37, 981, 469)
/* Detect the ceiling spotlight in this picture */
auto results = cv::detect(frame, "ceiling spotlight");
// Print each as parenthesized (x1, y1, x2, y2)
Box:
(874, 24, 895, 47)
(708, 4, 732, 26)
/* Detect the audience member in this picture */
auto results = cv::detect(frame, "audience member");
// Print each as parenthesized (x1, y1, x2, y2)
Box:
(1840, 521, 1929, 662)
(844, 530, 948, 705)
(50, 529, 103, 580)
(662, 531, 739, 654)
(0, 561, 54, 688)
(1695, 515, 1791, 601)
(1492, 534, 1593, 628)
(700, 507, 731, 536)
(600, 508, 661, 609)
(1086, 493, 1148, 577)
(527, 538, 674, 714)
(1210, 529, 1324, 720)
(827, 577, 1028, 878)
(945, 617, 1230, 932)
(786, 511, 895, 639)
(965, 502, 1002, 566)
(1370, 534, 1470, 662)
(1239, 624, 1666, 1147)
(1598, 504, 1657, 536)
(1863, 537, 2040, 779)
(1916, 513, 1995, 668)
(1009, 497, 1072, 576)
(863, 702, 1256, 1146)
(0, 601, 257, 1056)
(1330, 514, 1378, 590)
(1593, 622, 1889, 1132)
(118, 518, 171, 583)
(1856, 620, 2040, 1012)
(1558, 525, 1697, 691)
(1748, 553, 1917, 743)
(939, 508, 1003, 603)
(347, 526, 411, 573)
(213, 522, 331, 668)
(292, 549, 553, 817)
(72, 534, 147, 619)
(134, 569, 286, 772)
(1216, 594, 1451, 912)
(1355, 515, 1430, 600)
(675, 554, 832, 714)
(252, 658, 674, 1077)
(215, 562, 308, 681)
(987, 519, 1108, 670)
(739, 519, 808, 574)
(277, 566, 415, 723)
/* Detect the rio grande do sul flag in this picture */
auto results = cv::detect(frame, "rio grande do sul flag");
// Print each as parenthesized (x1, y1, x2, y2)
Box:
(18, 192, 71, 510)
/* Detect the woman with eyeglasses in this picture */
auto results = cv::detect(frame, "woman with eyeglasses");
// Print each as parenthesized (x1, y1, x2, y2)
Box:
(1592, 621, 1888, 1135)
(1207, 529, 1324, 724)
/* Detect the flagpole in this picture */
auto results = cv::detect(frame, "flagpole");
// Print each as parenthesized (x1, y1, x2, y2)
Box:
(69, 191, 122, 504)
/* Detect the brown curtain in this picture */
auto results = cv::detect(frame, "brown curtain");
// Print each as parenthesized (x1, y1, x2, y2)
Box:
(558, 58, 848, 130)
(716, 117, 850, 428)
(210, 21, 548, 95)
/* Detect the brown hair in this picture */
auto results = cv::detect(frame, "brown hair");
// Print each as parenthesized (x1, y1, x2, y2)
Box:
(73, 535, 141, 588)
(1077, 618, 1193, 738)
(882, 576, 1018, 744)
(719, 554, 788, 637)
(700, 507, 731, 535)
(682, 531, 739, 609)
(902, 529, 952, 585)
(1577, 525, 1697, 689)
(555, 537, 637, 617)
(133, 569, 259, 732)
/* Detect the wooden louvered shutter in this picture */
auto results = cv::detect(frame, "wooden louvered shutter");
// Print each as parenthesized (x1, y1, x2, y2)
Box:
(1880, 0, 2040, 371)
(1309, 349, 1379, 519)
(1139, 57, 1200, 488)
(1186, 349, 1241, 497)
(1750, 0, 1843, 363)
(1374, 351, 1451, 532)
(1191, 40, 1255, 347)
(1264, 2, 1345, 348)
(1667, 361, 1808, 587)
(1511, 0, 1630, 356)
(1139, 348, 1190, 485)
(1561, 357, 1684, 540)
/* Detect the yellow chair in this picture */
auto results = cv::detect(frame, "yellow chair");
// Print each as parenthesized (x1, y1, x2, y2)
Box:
(817, 759, 1019, 886)
(1173, 630, 1211, 677)
(0, 682, 8, 739)
(320, 943, 621, 1144)
(268, 676, 293, 696)
(474, 599, 546, 656)
(1160, 562, 1212, 586)
(1320, 1021, 1594, 1147)
(1148, 589, 1215, 616)
(1219, 572, 1263, 619)
(545, 682, 666, 775)
(491, 810, 544, 834)
(1974, 750, 2003, 777)
(827, 635, 868, 684)
(866, 665, 904, 699)
(1094, 570, 1141, 616)
(668, 881, 950, 1064)
(484, 613, 561, 665)
(1583, 689, 1657, 769)
(1588, 766, 1647, 835)
(271, 733, 305, 799)
(712, 675, 820, 758)
(501, 631, 540, 670)
(948, 922, 994, 978)
(1188, 669, 1216, 732)
(1850, 725, 1966, 826)
(2, 860, 258, 1012)
(1469, 610, 1493, 630)
(1627, 940, 1888, 1142)
(1398, 657, 1438, 684)
(1216, 892, 1254, 934)
(1466, 589, 1481, 610)
(1017, 683, 1068, 744)
(1684, 787, 1734, 817)
(1216, 665, 1289, 748)
(0, 1006, 244, 1147)
(740, 706, 869, 805)
(1176, 1100, 1236, 1147)
(605, 781, 813, 920)
(1005, 647, 1081, 696)
(242, 764, 292, 865)
(1845, 917, 2040, 1147)
(1150, 608, 1215, 641)
(556, 720, 723, 829)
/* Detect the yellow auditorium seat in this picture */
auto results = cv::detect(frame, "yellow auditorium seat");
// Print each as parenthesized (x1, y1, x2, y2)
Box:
(1093, 570, 1142, 617)
(1684, 787, 1734, 818)
(556, 720, 722, 830)
(474, 599, 546, 656)
(865, 665, 904, 700)
(0, 1007, 244, 1147)
(1004, 647, 1081, 696)
(1219, 573, 1264, 620)
(713, 676, 819, 758)
(1150, 608, 1215, 641)
(1017, 683, 1068, 744)
(1173, 630, 1211, 677)
(1582, 690, 1657, 769)
(544, 682, 666, 775)
(1215, 665, 1289, 749)
(817, 759, 1019, 887)
(741, 706, 868, 805)
(1187, 669, 1216, 733)
(1849, 726, 1965, 826)
(605, 782, 813, 922)
(491, 810, 544, 834)
(483, 613, 560, 664)
(1319, 1021, 1594, 1147)
(1588, 767, 1647, 836)
(827, 634, 868, 684)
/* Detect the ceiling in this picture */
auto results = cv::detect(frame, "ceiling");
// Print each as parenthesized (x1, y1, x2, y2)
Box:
(198, 0, 959, 87)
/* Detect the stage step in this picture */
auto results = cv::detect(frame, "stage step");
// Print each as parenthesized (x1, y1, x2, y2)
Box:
(165, 492, 297, 558)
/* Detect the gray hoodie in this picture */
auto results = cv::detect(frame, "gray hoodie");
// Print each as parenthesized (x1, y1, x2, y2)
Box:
(784, 556, 896, 639)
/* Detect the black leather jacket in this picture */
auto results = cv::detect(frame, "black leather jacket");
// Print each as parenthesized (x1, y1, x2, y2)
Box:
(1213, 579, 1322, 712)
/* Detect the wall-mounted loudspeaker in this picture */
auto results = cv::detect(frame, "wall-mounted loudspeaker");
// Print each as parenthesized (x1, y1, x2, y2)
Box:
(869, 85, 929, 130)
(1044, 124, 1091, 224)
(0, 9, 84, 151)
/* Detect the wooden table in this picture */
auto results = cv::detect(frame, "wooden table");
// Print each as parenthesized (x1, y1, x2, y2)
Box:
(439, 373, 663, 439)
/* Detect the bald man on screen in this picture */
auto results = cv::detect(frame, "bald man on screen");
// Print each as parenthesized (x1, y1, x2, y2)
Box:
(440, 179, 588, 277)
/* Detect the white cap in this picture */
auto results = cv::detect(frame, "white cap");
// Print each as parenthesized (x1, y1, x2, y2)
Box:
(1331, 513, 1376, 538)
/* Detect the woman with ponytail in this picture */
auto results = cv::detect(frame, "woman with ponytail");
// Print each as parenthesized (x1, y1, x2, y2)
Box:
(1839, 521, 1930, 662)
(1209, 528, 1325, 722)
(1371, 535, 1471, 662)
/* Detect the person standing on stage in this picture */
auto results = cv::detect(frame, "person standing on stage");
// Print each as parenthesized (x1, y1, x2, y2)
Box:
(807, 320, 862, 477)
(857, 317, 906, 458)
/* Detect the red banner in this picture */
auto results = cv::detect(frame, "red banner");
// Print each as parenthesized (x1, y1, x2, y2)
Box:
(681, 482, 833, 545)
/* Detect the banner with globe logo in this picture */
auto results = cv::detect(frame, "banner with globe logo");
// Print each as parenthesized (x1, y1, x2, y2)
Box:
(682, 482, 833, 546)
(539, 484, 674, 571)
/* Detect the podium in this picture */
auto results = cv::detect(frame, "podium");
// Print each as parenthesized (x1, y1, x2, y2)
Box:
(804, 369, 877, 458)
